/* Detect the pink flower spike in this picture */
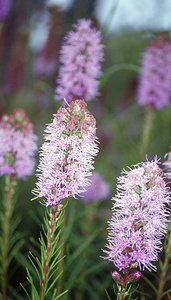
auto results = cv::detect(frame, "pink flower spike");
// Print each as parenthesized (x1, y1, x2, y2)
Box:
(103, 158, 170, 272)
(137, 34, 171, 110)
(32, 99, 99, 206)
(0, 109, 38, 179)
(55, 18, 104, 104)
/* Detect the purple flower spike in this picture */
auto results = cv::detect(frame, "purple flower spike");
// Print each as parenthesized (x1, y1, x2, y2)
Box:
(33, 99, 99, 206)
(137, 35, 171, 110)
(103, 159, 170, 272)
(55, 18, 104, 104)
(0, 109, 38, 179)
(80, 172, 110, 203)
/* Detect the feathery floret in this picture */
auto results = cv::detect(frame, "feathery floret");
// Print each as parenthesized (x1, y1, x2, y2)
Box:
(33, 99, 99, 206)
(137, 35, 171, 109)
(0, 109, 38, 179)
(55, 18, 104, 104)
(103, 159, 170, 271)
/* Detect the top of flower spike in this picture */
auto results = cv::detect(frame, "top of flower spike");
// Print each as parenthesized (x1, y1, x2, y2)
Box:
(54, 99, 96, 136)
(0, 108, 34, 134)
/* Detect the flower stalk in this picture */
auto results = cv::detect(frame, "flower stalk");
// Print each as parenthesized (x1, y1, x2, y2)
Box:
(39, 206, 59, 299)
(1, 174, 16, 300)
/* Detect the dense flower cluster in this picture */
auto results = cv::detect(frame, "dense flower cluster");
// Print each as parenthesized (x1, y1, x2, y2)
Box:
(80, 172, 110, 203)
(163, 146, 171, 180)
(0, 109, 38, 179)
(103, 159, 170, 271)
(55, 18, 104, 104)
(137, 35, 171, 109)
(33, 99, 99, 206)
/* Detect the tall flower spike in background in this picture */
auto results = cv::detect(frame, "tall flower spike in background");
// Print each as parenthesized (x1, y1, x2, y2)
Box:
(55, 18, 104, 104)
(102, 159, 170, 300)
(27, 99, 99, 299)
(0, 108, 37, 300)
(137, 34, 171, 110)
(137, 34, 171, 159)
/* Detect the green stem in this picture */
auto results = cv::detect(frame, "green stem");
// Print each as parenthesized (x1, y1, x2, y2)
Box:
(120, 269, 130, 300)
(140, 106, 154, 160)
(1, 175, 15, 300)
(56, 211, 66, 297)
(39, 207, 58, 300)
(156, 230, 171, 300)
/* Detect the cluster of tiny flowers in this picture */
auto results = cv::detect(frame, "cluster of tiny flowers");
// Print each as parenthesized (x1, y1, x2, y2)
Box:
(55, 18, 104, 104)
(163, 146, 171, 180)
(137, 35, 171, 109)
(33, 99, 99, 206)
(0, 109, 38, 179)
(80, 172, 110, 203)
(0, 0, 10, 20)
(103, 159, 170, 272)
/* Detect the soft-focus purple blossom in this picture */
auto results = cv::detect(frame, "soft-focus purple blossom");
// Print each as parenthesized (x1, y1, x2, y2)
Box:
(80, 172, 110, 203)
(103, 159, 170, 272)
(3, 30, 28, 94)
(0, 109, 38, 179)
(33, 99, 99, 206)
(137, 35, 171, 109)
(163, 146, 171, 179)
(33, 6, 63, 77)
(0, 0, 10, 21)
(55, 18, 104, 104)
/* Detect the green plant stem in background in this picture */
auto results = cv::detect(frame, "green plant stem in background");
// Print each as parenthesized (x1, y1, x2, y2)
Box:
(1, 174, 16, 300)
(140, 106, 154, 160)
(76, 201, 98, 300)
(156, 229, 171, 300)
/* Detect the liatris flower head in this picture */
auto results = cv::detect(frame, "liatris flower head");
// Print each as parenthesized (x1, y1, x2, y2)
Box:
(80, 172, 110, 203)
(137, 34, 171, 110)
(33, 99, 99, 206)
(103, 158, 170, 272)
(163, 146, 171, 179)
(55, 18, 104, 104)
(0, 108, 38, 179)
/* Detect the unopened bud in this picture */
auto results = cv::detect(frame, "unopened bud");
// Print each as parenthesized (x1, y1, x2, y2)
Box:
(112, 271, 123, 284)
(128, 271, 141, 282)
